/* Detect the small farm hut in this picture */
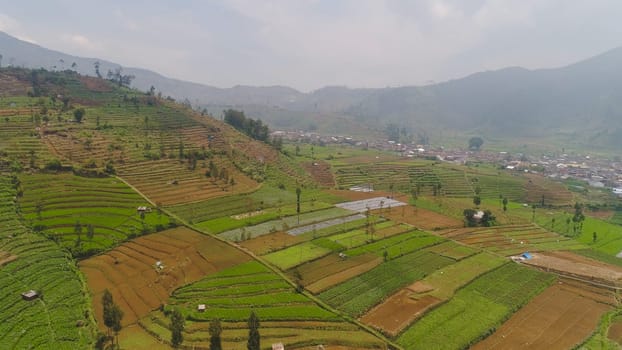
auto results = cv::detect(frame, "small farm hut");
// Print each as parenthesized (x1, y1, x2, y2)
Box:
(272, 343, 285, 350)
(21, 290, 39, 301)
(197, 304, 206, 312)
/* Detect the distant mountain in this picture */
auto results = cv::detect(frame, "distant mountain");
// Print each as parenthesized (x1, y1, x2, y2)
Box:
(3, 31, 622, 149)
(0, 31, 303, 105)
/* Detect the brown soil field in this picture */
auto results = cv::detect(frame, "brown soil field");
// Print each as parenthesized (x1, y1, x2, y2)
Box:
(306, 256, 383, 294)
(240, 231, 305, 255)
(383, 205, 463, 230)
(524, 173, 574, 206)
(79, 76, 113, 92)
(0, 73, 30, 96)
(79, 227, 250, 328)
(0, 251, 17, 267)
(407, 281, 435, 293)
(608, 320, 622, 344)
(523, 251, 622, 286)
(292, 253, 379, 285)
(586, 209, 614, 220)
(360, 289, 442, 337)
(473, 281, 614, 350)
(302, 161, 335, 187)
(117, 159, 259, 206)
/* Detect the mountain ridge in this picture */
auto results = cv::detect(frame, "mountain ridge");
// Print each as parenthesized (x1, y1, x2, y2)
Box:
(2, 31, 622, 148)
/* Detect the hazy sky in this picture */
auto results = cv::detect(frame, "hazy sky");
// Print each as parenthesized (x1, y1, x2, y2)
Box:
(1, 0, 621, 91)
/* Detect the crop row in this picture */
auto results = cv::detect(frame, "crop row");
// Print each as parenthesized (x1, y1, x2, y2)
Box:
(397, 263, 555, 349)
(319, 250, 455, 317)
(168, 261, 343, 322)
(0, 175, 93, 348)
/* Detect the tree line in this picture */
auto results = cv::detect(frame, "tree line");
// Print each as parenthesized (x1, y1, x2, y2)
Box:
(223, 109, 272, 143)
(98, 289, 262, 349)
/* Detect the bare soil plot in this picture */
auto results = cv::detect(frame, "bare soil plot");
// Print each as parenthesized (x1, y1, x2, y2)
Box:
(239, 231, 305, 255)
(472, 281, 614, 350)
(586, 209, 614, 220)
(302, 161, 335, 187)
(360, 290, 442, 337)
(0, 251, 17, 267)
(523, 251, 622, 286)
(79, 227, 249, 328)
(383, 205, 463, 230)
(306, 256, 383, 294)
(608, 320, 622, 344)
(292, 253, 379, 286)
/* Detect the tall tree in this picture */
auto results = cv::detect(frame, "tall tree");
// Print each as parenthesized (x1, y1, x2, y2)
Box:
(247, 311, 260, 350)
(102, 289, 113, 337)
(296, 187, 301, 224)
(73, 108, 85, 123)
(468, 137, 484, 151)
(111, 304, 123, 347)
(209, 318, 222, 350)
(94, 61, 102, 78)
(170, 309, 185, 348)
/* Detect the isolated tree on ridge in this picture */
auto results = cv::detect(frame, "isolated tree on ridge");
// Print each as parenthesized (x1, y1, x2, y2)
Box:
(170, 309, 185, 348)
(209, 318, 222, 350)
(247, 311, 260, 350)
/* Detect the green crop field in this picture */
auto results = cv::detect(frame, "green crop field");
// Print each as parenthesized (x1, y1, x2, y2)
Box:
(533, 211, 622, 256)
(397, 263, 555, 349)
(169, 261, 338, 321)
(319, 250, 454, 317)
(18, 172, 171, 256)
(3, 66, 621, 350)
(418, 252, 506, 300)
(0, 175, 94, 349)
(145, 260, 385, 349)
(262, 241, 333, 270)
(346, 230, 446, 259)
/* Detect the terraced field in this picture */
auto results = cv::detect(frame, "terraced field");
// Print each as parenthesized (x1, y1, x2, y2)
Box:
(0, 97, 56, 169)
(466, 168, 526, 201)
(319, 249, 454, 317)
(438, 223, 586, 256)
(148, 261, 386, 349)
(0, 175, 94, 349)
(397, 263, 555, 349)
(79, 227, 249, 327)
(3, 67, 619, 350)
(473, 279, 615, 350)
(360, 251, 504, 336)
(19, 172, 171, 256)
(524, 173, 574, 206)
(117, 158, 258, 206)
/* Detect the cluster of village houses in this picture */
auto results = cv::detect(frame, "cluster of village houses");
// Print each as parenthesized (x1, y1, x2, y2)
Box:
(273, 130, 622, 197)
